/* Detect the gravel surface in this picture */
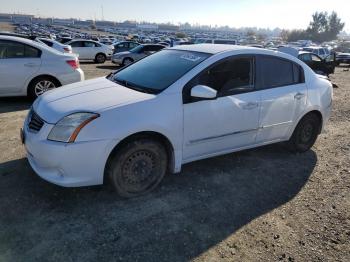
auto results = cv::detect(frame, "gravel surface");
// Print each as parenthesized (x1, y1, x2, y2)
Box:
(0, 62, 349, 262)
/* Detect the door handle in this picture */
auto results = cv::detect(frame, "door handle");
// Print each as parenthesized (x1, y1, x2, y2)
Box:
(24, 63, 37, 67)
(242, 102, 259, 110)
(294, 92, 305, 100)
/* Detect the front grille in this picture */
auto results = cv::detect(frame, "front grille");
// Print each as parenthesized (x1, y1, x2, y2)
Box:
(28, 110, 44, 132)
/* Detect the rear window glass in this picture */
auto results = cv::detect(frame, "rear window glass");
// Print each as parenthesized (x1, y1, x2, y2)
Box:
(260, 56, 294, 88)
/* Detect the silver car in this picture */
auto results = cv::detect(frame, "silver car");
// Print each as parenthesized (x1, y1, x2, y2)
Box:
(112, 44, 165, 66)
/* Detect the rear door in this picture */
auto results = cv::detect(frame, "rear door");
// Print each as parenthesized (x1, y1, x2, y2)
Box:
(82, 41, 98, 59)
(70, 41, 85, 59)
(255, 55, 307, 142)
(0, 40, 41, 95)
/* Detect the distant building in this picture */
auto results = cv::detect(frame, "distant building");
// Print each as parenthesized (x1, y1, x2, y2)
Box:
(0, 13, 12, 23)
(32, 17, 53, 25)
(0, 13, 34, 24)
(95, 20, 116, 27)
(52, 18, 74, 26)
(75, 20, 93, 27)
(158, 24, 179, 32)
(137, 23, 158, 31)
(116, 21, 137, 29)
(12, 14, 34, 24)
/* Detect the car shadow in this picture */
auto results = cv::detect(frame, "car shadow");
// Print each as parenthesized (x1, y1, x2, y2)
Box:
(0, 97, 31, 114)
(0, 145, 317, 261)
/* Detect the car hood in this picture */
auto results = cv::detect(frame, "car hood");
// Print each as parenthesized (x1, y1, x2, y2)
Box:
(33, 77, 155, 124)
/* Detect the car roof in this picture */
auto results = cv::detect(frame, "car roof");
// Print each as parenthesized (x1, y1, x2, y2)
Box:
(303, 46, 323, 50)
(0, 35, 39, 45)
(170, 43, 262, 54)
(299, 51, 312, 55)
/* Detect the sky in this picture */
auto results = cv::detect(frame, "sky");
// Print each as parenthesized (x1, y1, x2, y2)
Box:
(2, 0, 350, 32)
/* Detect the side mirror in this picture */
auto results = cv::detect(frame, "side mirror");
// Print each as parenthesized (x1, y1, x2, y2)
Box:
(191, 85, 217, 99)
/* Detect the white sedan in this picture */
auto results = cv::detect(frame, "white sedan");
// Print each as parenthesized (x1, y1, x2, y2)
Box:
(38, 38, 72, 53)
(0, 36, 84, 99)
(66, 39, 114, 63)
(22, 44, 332, 197)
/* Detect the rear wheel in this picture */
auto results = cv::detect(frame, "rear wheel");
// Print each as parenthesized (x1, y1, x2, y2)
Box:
(285, 113, 321, 153)
(106, 138, 167, 198)
(28, 76, 60, 100)
(95, 53, 106, 63)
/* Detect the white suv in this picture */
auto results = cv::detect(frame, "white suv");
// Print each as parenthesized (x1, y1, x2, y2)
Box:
(302, 46, 330, 60)
(22, 44, 332, 197)
(67, 39, 114, 63)
(0, 36, 84, 99)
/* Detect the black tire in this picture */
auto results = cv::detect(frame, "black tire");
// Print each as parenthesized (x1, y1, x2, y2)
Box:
(28, 76, 60, 100)
(95, 53, 106, 63)
(106, 138, 167, 198)
(285, 113, 321, 153)
(122, 58, 133, 66)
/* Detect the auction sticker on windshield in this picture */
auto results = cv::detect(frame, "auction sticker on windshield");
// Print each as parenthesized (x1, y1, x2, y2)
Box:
(180, 53, 203, 62)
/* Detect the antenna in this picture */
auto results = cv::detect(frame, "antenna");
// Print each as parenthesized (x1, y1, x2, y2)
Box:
(101, 5, 104, 21)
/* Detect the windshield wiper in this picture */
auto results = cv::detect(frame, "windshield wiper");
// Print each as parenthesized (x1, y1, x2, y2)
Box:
(113, 78, 157, 94)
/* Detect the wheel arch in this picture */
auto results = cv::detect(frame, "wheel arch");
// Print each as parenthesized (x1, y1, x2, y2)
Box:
(104, 131, 176, 183)
(27, 74, 62, 96)
(295, 110, 323, 135)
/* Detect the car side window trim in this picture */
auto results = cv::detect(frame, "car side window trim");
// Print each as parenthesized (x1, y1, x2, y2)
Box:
(182, 55, 256, 104)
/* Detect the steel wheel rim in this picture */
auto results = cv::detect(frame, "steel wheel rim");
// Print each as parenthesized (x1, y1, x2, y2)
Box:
(121, 150, 158, 193)
(34, 80, 56, 96)
(300, 123, 314, 143)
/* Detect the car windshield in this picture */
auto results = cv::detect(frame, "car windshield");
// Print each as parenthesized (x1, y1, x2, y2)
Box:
(110, 50, 210, 94)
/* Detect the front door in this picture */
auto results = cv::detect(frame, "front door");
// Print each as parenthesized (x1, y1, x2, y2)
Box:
(182, 56, 260, 161)
(0, 40, 41, 94)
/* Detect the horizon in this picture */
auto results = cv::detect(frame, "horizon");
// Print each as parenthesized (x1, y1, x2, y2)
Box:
(2, 0, 349, 32)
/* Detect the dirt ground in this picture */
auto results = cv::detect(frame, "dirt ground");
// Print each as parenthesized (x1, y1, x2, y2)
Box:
(0, 62, 349, 262)
(0, 22, 15, 32)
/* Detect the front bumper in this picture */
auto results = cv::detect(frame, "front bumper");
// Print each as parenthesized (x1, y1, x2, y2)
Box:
(22, 115, 118, 187)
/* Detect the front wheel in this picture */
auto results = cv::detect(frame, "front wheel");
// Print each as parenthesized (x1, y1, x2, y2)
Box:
(95, 53, 106, 63)
(285, 113, 321, 153)
(106, 139, 168, 198)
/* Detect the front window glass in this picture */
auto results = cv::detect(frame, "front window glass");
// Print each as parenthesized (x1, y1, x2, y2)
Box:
(187, 57, 254, 94)
(84, 42, 95, 47)
(110, 50, 210, 94)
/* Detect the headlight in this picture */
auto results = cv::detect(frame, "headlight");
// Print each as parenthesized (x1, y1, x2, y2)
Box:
(48, 113, 99, 143)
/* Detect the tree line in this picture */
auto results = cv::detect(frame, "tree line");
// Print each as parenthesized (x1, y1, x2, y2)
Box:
(281, 11, 345, 43)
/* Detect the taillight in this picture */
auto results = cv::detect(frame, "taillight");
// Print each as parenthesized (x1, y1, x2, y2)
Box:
(66, 59, 79, 69)
(63, 47, 72, 53)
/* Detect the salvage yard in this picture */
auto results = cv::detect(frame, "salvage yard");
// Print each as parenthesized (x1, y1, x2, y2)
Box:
(0, 63, 349, 261)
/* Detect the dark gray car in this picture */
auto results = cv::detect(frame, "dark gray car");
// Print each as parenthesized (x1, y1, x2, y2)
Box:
(113, 41, 140, 54)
